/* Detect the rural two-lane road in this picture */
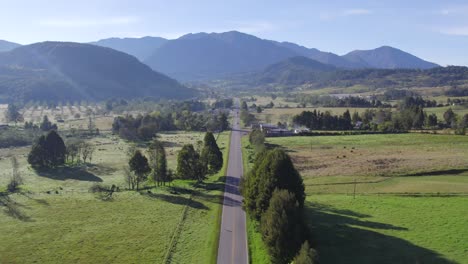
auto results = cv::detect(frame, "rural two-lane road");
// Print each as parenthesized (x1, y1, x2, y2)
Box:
(217, 102, 249, 264)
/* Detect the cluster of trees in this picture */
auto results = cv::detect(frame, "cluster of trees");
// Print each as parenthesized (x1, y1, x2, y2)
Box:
(113, 111, 229, 141)
(24, 115, 58, 132)
(124, 132, 223, 190)
(292, 96, 468, 133)
(399, 96, 438, 109)
(291, 95, 390, 108)
(241, 147, 314, 263)
(293, 110, 353, 130)
(124, 140, 172, 191)
(240, 101, 257, 126)
(105, 98, 206, 114)
(445, 86, 468, 97)
(28, 131, 66, 168)
(176, 132, 223, 182)
(27, 130, 96, 168)
(212, 98, 233, 109)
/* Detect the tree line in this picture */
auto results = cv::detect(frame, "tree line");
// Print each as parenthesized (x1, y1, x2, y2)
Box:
(112, 111, 229, 141)
(241, 132, 316, 263)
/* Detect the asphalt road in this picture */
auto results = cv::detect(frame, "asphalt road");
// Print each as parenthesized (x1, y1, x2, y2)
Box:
(217, 105, 248, 264)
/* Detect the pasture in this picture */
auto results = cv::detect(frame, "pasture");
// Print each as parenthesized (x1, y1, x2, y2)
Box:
(0, 130, 230, 263)
(242, 133, 468, 263)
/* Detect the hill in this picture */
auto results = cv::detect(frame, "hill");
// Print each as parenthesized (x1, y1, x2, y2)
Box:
(226, 56, 467, 90)
(144, 31, 298, 80)
(0, 42, 195, 102)
(0, 40, 21, 52)
(91, 36, 167, 61)
(252, 56, 336, 85)
(343, 46, 439, 69)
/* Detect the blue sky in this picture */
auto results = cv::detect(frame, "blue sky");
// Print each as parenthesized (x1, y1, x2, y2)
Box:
(1, 0, 468, 66)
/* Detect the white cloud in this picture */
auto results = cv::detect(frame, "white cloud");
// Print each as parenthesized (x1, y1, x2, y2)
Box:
(439, 26, 468, 36)
(320, 9, 373, 21)
(39, 16, 140, 28)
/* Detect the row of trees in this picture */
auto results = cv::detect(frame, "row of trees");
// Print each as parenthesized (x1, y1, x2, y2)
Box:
(241, 143, 315, 263)
(293, 106, 467, 133)
(113, 111, 229, 141)
(125, 132, 223, 190)
(291, 94, 390, 108)
(293, 109, 353, 130)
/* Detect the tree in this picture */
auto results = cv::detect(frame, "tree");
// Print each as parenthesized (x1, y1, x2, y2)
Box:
(241, 148, 305, 220)
(40, 115, 57, 131)
(129, 150, 150, 190)
(5, 104, 23, 124)
(443, 108, 457, 127)
(7, 156, 23, 193)
(28, 135, 47, 168)
(65, 139, 82, 163)
(176, 144, 206, 182)
(123, 165, 136, 190)
(44, 130, 66, 167)
(249, 129, 265, 151)
(148, 140, 168, 186)
(201, 132, 223, 174)
(241, 101, 248, 111)
(425, 113, 438, 128)
(28, 131, 66, 168)
(293, 241, 317, 264)
(261, 189, 306, 264)
(80, 142, 95, 164)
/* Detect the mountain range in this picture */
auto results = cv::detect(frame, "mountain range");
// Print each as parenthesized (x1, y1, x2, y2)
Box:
(0, 42, 194, 102)
(90, 31, 439, 80)
(90, 36, 167, 61)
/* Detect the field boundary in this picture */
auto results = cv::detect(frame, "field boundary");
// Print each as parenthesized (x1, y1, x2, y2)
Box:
(162, 194, 192, 264)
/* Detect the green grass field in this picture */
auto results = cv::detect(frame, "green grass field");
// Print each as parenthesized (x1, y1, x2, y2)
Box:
(307, 195, 468, 264)
(242, 133, 468, 263)
(0, 131, 230, 263)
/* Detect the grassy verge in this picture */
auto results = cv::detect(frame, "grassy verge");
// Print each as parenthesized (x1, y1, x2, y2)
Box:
(164, 131, 231, 264)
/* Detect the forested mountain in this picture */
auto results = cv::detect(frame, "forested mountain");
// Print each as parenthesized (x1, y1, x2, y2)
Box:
(272, 41, 366, 68)
(0, 40, 21, 52)
(343, 46, 439, 69)
(0, 42, 195, 102)
(231, 56, 467, 89)
(144, 31, 298, 80)
(91, 36, 168, 61)
(138, 31, 439, 80)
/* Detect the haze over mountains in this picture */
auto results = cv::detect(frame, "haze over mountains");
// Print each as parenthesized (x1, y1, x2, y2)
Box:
(91, 37, 168, 61)
(0, 42, 193, 102)
(90, 31, 440, 80)
(0, 40, 21, 52)
(0, 31, 450, 102)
